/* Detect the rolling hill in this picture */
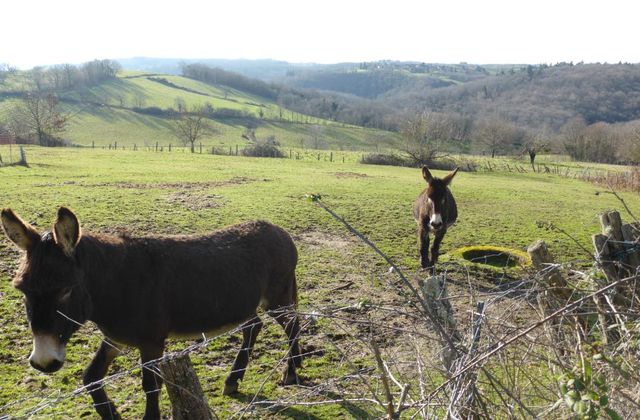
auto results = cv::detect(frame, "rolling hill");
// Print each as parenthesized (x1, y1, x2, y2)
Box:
(0, 69, 400, 150)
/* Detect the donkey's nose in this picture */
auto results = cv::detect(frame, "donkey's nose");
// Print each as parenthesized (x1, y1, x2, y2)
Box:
(431, 221, 443, 229)
(30, 358, 63, 373)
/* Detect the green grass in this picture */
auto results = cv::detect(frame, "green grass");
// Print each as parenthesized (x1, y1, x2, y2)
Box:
(1, 71, 401, 151)
(1, 146, 639, 418)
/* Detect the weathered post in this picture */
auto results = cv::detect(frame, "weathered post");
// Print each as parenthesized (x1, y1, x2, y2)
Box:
(621, 222, 640, 269)
(527, 240, 571, 301)
(159, 354, 214, 420)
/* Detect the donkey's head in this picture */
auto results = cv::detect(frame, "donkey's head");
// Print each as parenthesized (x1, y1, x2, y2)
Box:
(1, 207, 91, 373)
(421, 166, 458, 231)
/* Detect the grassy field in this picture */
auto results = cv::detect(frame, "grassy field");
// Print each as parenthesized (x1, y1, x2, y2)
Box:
(0, 146, 638, 418)
(0, 71, 400, 151)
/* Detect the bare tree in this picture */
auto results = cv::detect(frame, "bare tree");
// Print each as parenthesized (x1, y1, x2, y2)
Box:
(309, 125, 326, 149)
(0, 63, 16, 84)
(401, 112, 463, 165)
(561, 117, 587, 160)
(474, 117, 522, 158)
(367, 133, 391, 152)
(174, 97, 186, 113)
(618, 120, 640, 163)
(172, 106, 214, 153)
(133, 93, 146, 108)
(10, 91, 70, 146)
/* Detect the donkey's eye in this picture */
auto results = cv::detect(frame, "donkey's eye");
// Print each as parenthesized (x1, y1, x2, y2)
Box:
(58, 287, 73, 303)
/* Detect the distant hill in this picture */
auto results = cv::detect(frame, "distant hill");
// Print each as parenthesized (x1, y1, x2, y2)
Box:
(0, 67, 399, 150)
(387, 62, 640, 130)
(117, 57, 316, 81)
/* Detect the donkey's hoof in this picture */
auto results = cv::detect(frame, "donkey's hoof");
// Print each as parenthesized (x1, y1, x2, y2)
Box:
(281, 372, 300, 386)
(223, 382, 239, 395)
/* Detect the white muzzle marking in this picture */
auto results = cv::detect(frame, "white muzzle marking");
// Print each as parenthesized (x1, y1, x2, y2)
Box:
(30, 334, 66, 367)
(430, 213, 443, 226)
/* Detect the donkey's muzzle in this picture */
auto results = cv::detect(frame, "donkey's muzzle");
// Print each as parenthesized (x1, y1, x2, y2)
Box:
(430, 221, 443, 230)
(29, 334, 66, 373)
(30, 358, 63, 373)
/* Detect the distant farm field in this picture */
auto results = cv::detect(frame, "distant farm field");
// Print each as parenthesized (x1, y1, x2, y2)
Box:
(0, 72, 400, 151)
(1, 146, 638, 418)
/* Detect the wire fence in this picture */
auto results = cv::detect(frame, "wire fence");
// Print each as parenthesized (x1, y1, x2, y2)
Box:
(1, 199, 640, 419)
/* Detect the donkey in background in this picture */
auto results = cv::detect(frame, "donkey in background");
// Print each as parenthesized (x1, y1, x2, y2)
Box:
(1, 207, 302, 420)
(413, 166, 459, 269)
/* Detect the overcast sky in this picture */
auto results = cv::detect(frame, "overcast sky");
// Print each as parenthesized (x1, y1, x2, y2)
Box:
(2, 0, 638, 69)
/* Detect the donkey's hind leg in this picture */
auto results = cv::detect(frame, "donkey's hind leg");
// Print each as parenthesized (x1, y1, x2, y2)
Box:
(224, 315, 263, 395)
(267, 305, 302, 385)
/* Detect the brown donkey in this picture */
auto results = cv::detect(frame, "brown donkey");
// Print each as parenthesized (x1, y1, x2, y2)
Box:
(1, 207, 302, 420)
(413, 166, 459, 269)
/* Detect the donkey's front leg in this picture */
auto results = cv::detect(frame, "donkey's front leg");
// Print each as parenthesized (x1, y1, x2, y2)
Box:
(140, 342, 165, 420)
(418, 224, 431, 268)
(430, 229, 446, 267)
(83, 340, 122, 419)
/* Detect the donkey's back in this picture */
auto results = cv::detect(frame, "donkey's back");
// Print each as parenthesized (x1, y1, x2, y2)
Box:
(92, 220, 298, 342)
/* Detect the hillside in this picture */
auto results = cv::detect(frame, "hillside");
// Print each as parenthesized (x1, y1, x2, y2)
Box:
(279, 61, 640, 131)
(0, 69, 399, 150)
(386, 62, 640, 130)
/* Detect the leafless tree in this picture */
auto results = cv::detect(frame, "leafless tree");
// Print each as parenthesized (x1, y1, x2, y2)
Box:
(309, 125, 326, 149)
(401, 112, 465, 165)
(173, 97, 186, 113)
(133, 93, 146, 108)
(561, 117, 587, 160)
(10, 91, 70, 146)
(0, 63, 16, 84)
(172, 106, 214, 153)
(473, 117, 522, 158)
(618, 120, 640, 163)
(367, 133, 390, 152)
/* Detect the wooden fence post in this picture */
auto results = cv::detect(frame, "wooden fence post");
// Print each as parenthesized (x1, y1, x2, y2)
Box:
(621, 222, 640, 268)
(159, 354, 213, 420)
(527, 240, 571, 300)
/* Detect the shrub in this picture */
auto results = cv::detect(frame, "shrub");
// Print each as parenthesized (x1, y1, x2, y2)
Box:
(241, 138, 285, 158)
(359, 153, 409, 167)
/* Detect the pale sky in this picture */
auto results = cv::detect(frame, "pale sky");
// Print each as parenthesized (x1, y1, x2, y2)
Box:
(1, 0, 638, 69)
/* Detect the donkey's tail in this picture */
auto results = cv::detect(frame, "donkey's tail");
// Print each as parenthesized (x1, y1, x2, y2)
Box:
(291, 271, 298, 306)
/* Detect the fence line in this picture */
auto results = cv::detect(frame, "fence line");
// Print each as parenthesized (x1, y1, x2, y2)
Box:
(3, 200, 640, 418)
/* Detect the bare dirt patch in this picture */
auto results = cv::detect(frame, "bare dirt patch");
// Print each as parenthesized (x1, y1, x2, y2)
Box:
(333, 172, 369, 179)
(293, 229, 358, 251)
(35, 177, 255, 190)
(163, 192, 224, 211)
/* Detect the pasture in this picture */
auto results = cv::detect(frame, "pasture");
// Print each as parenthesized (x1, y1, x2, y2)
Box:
(0, 71, 399, 151)
(0, 146, 638, 418)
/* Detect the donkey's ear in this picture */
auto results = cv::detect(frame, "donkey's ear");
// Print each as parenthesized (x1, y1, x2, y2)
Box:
(53, 207, 81, 256)
(443, 167, 459, 185)
(421, 166, 433, 183)
(1, 208, 40, 251)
